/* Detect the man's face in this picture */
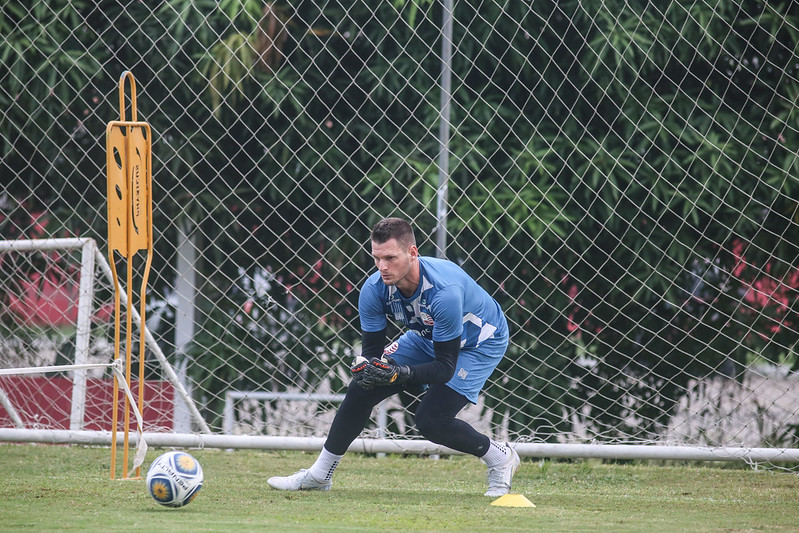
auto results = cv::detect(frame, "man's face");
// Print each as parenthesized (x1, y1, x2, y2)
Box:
(371, 237, 417, 287)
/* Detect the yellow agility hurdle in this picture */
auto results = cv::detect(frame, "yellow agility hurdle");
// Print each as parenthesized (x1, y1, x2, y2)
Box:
(106, 71, 153, 480)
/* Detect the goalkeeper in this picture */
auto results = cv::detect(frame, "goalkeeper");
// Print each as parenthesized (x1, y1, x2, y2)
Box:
(268, 217, 518, 497)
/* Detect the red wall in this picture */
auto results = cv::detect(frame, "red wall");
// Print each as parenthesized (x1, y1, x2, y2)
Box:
(0, 376, 174, 431)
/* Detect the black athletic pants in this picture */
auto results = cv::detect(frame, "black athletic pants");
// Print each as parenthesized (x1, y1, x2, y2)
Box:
(324, 380, 491, 457)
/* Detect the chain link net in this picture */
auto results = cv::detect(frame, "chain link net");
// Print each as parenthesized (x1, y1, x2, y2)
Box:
(2, 1, 799, 460)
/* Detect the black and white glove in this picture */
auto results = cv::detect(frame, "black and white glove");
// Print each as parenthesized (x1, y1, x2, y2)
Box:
(361, 356, 412, 388)
(350, 356, 372, 390)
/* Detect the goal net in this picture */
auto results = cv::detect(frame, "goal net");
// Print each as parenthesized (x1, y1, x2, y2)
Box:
(0, 239, 200, 442)
(2, 1, 799, 467)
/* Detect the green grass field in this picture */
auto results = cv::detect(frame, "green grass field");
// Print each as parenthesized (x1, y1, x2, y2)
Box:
(2, 444, 799, 532)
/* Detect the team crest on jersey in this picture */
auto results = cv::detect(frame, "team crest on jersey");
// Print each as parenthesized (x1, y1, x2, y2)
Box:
(420, 311, 434, 326)
(383, 341, 399, 356)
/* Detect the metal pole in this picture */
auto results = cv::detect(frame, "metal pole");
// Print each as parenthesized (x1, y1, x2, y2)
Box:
(4, 429, 799, 464)
(173, 218, 198, 432)
(435, 0, 454, 258)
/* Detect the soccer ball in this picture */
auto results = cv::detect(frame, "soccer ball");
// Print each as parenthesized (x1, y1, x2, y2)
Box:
(146, 451, 203, 507)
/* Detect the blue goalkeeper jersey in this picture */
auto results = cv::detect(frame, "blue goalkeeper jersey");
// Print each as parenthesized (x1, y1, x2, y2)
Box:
(358, 256, 508, 349)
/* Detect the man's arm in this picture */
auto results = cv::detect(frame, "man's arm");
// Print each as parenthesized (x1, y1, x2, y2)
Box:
(361, 328, 387, 360)
(362, 336, 461, 388)
(405, 337, 460, 384)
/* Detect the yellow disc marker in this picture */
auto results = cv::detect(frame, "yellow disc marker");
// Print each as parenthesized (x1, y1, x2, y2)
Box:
(490, 494, 536, 508)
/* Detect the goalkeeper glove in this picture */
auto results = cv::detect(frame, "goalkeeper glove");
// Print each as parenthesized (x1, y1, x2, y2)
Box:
(362, 356, 412, 388)
(350, 356, 372, 390)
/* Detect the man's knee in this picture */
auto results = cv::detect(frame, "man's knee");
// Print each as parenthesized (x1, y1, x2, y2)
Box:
(414, 404, 449, 443)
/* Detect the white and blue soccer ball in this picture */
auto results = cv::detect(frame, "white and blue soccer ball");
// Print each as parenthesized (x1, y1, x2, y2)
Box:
(146, 451, 203, 508)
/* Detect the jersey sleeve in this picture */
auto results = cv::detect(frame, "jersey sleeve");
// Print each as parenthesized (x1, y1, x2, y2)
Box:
(358, 277, 387, 332)
(429, 285, 464, 342)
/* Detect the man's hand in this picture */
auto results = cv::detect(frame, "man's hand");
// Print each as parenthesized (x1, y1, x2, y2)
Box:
(361, 356, 412, 388)
(350, 356, 372, 390)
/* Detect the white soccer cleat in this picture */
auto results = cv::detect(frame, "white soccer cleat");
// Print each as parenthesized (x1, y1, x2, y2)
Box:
(484, 445, 520, 497)
(267, 469, 332, 491)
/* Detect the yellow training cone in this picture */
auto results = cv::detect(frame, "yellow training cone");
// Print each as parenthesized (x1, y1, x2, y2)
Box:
(490, 494, 535, 508)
